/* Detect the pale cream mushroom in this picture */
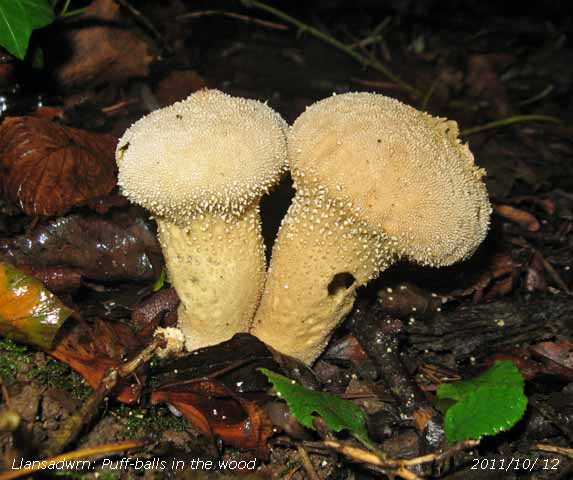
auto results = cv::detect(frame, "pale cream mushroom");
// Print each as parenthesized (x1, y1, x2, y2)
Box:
(251, 92, 491, 364)
(116, 89, 288, 351)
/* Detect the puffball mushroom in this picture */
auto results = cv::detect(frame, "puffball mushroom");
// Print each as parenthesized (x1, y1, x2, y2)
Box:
(116, 89, 288, 351)
(251, 92, 491, 364)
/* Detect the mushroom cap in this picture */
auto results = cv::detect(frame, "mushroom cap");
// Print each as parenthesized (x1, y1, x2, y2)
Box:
(116, 89, 288, 222)
(289, 92, 491, 267)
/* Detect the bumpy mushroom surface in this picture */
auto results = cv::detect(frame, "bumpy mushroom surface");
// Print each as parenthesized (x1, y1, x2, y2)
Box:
(117, 89, 288, 351)
(251, 92, 491, 364)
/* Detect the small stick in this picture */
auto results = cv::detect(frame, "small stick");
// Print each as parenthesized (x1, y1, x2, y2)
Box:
(533, 443, 573, 458)
(42, 334, 166, 458)
(113, 0, 169, 53)
(297, 445, 321, 480)
(178, 10, 288, 31)
(324, 439, 479, 479)
(0, 439, 145, 480)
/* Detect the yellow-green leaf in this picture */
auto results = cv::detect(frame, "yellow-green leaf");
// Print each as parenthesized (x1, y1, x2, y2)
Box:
(0, 263, 72, 349)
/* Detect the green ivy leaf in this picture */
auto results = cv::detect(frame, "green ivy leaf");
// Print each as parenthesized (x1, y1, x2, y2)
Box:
(260, 368, 376, 450)
(0, 0, 55, 59)
(437, 361, 527, 443)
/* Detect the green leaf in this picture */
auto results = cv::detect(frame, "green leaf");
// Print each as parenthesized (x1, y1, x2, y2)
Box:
(0, 263, 72, 349)
(0, 0, 55, 59)
(260, 368, 376, 450)
(437, 361, 527, 443)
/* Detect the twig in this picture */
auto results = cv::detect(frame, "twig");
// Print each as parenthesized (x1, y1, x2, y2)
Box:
(324, 439, 479, 480)
(0, 439, 145, 480)
(42, 334, 166, 458)
(420, 73, 440, 111)
(459, 114, 560, 136)
(297, 445, 321, 480)
(178, 10, 288, 31)
(533, 444, 573, 458)
(113, 0, 169, 54)
(240, 0, 422, 97)
(324, 441, 420, 480)
(101, 99, 140, 115)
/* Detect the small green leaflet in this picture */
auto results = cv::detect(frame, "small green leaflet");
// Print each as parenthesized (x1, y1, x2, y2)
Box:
(260, 368, 376, 450)
(437, 360, 527, 443)
(0, 0, 55, 59)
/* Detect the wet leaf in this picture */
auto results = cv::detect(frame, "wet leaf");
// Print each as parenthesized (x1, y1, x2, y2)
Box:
(152, 334, 279, 394)
(0, 116, 117, 216)
(48, 317, 145, 403)
(437, 361, 527, 442)
(152, 379, 273, 457)
(150, 334, 279, 455)
(0, 262, 71, 349)
(260, 368, 376, 450)
(0, 210, 162, 282)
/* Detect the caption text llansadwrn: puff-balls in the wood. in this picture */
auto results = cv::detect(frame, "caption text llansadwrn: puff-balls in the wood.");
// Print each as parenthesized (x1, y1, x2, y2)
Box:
(13, 457, 257, 471)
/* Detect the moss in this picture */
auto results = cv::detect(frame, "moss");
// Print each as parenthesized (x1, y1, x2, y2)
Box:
(53, 471, 120, 480)
(0, 337, 31, 384)
(110, 403, 187, 440)
(29, 357, 91, 399)
(0, 337, 90, 400)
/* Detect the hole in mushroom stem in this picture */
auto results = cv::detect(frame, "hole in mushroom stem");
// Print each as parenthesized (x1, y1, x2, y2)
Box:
(327, 272, 356, 296)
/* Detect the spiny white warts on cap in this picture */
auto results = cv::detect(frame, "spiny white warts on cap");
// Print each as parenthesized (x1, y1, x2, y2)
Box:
(116, 89, 288, 223)
(251, 92, 491, 364)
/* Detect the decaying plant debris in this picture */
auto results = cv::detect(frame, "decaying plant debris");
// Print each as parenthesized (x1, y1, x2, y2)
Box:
(1, 1, 572, 479)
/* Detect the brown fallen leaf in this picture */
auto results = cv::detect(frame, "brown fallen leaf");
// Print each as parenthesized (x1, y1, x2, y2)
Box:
(0, 210, 162, 282)
(531, 340, 573, 371)
(150, 334, 281, 455)
(16, 265, 82, 293)
(152, 379, 273, 457)
(131, 287, 179, 338)
(48, 318, 145, 403)
(494, 204, 541, 232)
(0, 116, 117, 216)
(53, 0, 154, 89)
(154, 70, 207, 106)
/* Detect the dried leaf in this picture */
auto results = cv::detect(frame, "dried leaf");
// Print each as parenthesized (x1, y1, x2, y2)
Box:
(0, 263, 72, 349)
(0, 116, 117, 216)
(531, 340, 573, 371)
(54, 0, 153, 89)
(48, 318, 145, 403)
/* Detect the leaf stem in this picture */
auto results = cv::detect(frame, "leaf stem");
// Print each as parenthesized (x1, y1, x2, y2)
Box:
(460, 114, 560, 136)
(239, 0, 422, 97)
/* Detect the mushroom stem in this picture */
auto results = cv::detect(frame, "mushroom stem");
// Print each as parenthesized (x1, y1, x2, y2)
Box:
(158, 206, 265, 351)
(251, 189, 397, 364)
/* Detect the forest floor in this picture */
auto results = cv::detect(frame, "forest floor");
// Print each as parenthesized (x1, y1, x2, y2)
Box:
(0, 1, 572, 479)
